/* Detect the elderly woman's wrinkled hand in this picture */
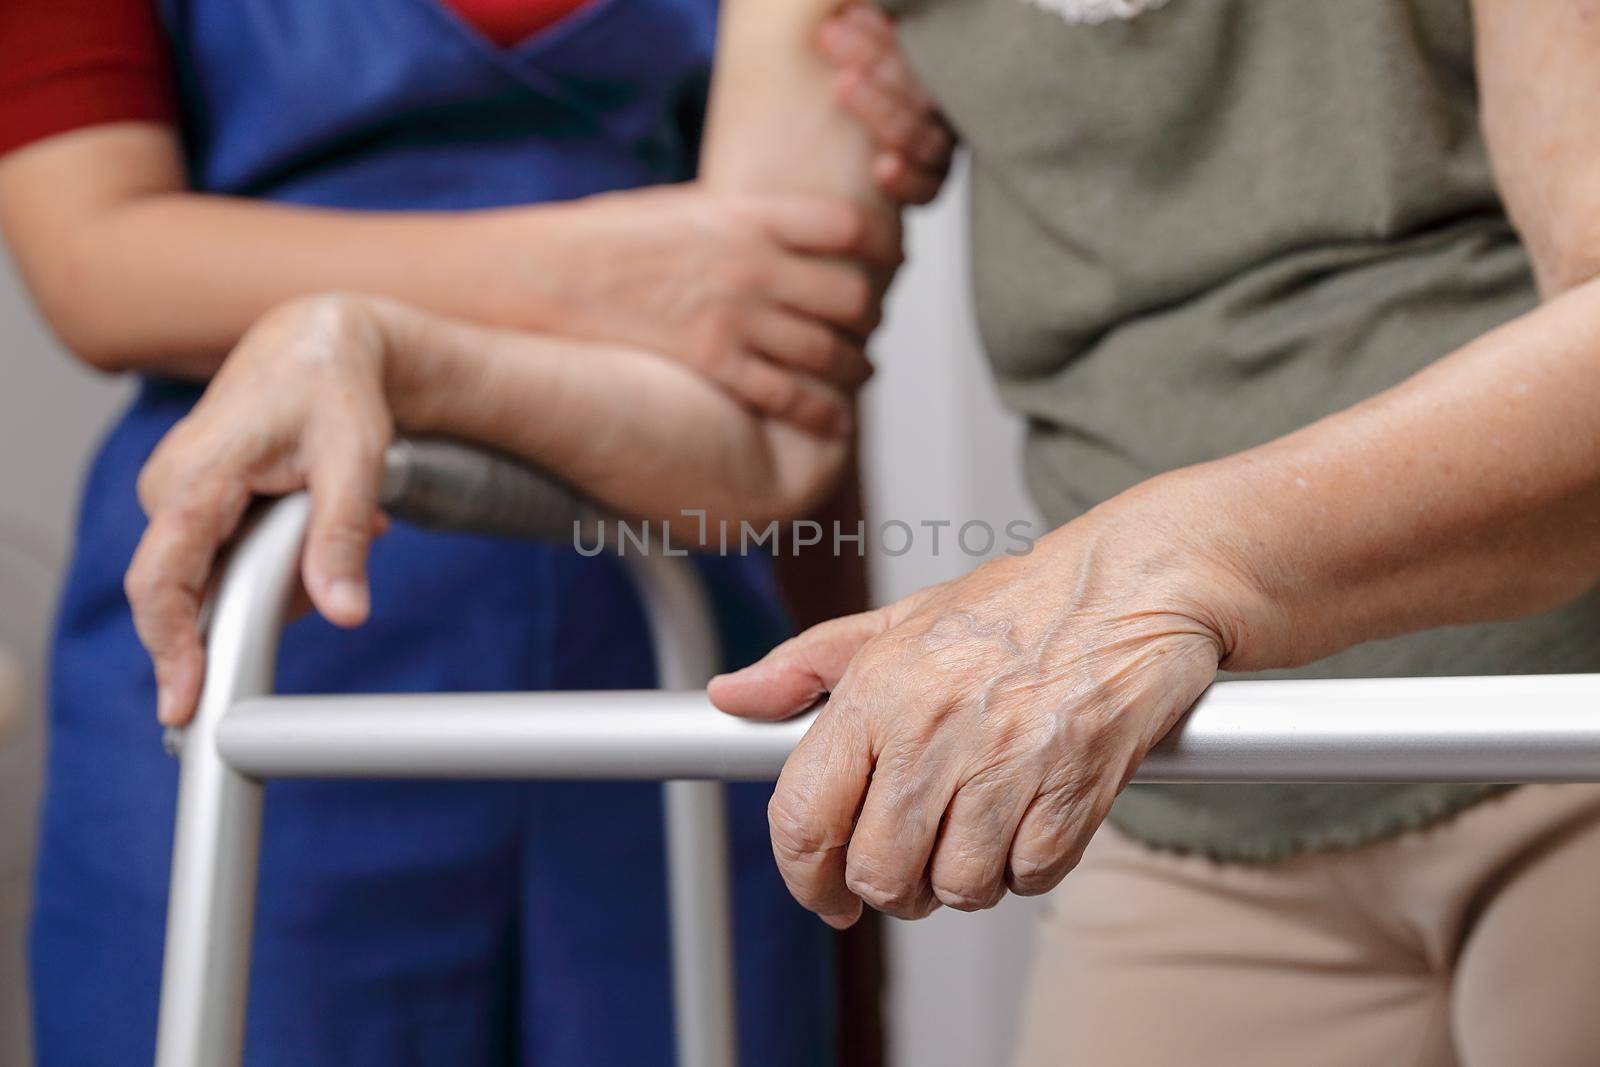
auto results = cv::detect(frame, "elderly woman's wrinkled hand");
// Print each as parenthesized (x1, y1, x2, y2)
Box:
(125, 295, 398, 728)
(710, 482, 1268, 925)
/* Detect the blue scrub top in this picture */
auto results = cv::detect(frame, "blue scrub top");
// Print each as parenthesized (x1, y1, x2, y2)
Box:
(31, 2, 834, 1064)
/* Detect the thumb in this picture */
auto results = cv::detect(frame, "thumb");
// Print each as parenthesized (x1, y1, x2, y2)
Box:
(710, 606, 894, 720)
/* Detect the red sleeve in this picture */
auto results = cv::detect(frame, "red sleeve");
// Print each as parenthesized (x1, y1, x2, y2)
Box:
(0, 0, 177, 159)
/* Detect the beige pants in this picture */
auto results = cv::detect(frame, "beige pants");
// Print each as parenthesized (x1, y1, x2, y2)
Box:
(1016, 784, 1600, 1067)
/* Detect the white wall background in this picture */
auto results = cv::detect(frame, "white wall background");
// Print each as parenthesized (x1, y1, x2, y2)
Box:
(0, 254, 130, 1067)
(0, 160, 1043, 1066)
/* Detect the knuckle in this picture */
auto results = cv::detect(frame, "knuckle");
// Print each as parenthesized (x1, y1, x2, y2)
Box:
(123, 560, 159, 607)
(1008, 849, 1076, 896)
(274, 292, 377, 345)
(702, 349, 744, 388)
(135, 454, 175, 514)
(688, 314, 743, 373)
(882, 115, 916, 153)
(169, 498, 220, 538)
(709, 307, 747, 351)
(718, 255, 767, 295)
(764, 375, 803, 416)
(840, 273, 874, 320)
(790, 397, 834, 437)
(766, 792, 831, 861)
(134, 468, 163, 517)
(831, 201, 869, 248)
(915, 124, 953, 168)
(791, 325, 833, 369)
(138, 430, 203, 514)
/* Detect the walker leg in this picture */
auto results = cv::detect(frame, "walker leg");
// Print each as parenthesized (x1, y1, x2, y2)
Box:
(665, 780, 738, 1067)
(155, 743, 263, 1066)
(154, 496, 309, 1067)
(623, 549, 740, 1067)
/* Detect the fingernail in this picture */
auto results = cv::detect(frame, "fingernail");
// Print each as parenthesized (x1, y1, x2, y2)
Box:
(326, 579, 369, 623)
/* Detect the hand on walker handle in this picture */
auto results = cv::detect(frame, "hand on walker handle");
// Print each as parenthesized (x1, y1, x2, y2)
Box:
(126, 296, 398, 728)
(710, 478, 1270, 927)
(127, 286, 860, 730)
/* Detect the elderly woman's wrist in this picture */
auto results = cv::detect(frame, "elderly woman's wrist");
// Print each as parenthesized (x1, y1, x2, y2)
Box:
(357, 296, 465, 437)
(269, 291, 430, 431)
(1096, 466, 1304, 672)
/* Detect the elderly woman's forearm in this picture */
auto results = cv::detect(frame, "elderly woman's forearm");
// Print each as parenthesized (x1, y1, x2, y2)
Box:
(377, 301, 846, 530)
(702, 0, 885, 206)
(1164, 279, 1600, 670)
(1169, 0, 1600, 666)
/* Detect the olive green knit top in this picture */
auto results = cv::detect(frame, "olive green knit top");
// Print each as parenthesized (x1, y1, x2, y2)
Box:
(878, 0, 1600, 859)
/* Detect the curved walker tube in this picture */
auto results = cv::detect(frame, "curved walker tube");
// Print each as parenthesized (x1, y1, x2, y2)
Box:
(155, 490, 1600, 1067)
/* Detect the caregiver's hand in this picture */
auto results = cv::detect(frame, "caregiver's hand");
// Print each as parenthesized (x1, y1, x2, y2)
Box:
(710, 482, 1267, 926)
(817, 4, 955, 206)
(546, 184, 894, 438)
(126, 297, 396, 727)
(537, 4, 950, 437)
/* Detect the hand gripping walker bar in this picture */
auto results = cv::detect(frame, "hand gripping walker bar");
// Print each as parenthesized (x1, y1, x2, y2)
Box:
(155, 439, 1600, 1067)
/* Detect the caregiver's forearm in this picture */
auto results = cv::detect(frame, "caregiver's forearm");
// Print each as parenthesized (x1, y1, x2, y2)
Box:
(1162, 278, 1600, 671)
(0, 125, 599, 378)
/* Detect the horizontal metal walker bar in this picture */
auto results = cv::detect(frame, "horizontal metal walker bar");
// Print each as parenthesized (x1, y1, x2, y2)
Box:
(215, 673, 1600, 783)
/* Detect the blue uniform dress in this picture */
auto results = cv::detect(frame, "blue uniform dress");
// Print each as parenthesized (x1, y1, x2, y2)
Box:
(28, 1, 834, 1064)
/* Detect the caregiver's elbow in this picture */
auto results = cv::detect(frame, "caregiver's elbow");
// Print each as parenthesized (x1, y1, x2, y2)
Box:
(32, 291, 140, 374)
(2, 226, 125, 373)
(15, 233, 206, 377)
